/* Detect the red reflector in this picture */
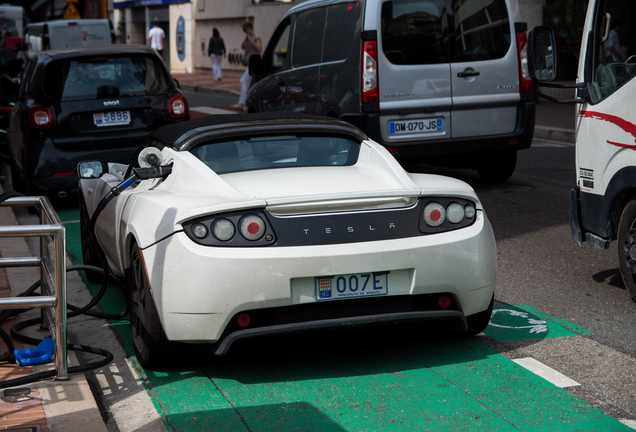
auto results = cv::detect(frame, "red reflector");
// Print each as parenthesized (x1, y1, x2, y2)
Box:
(53, 172, 75, 177)
(247, 222, 260, 235)
(438, 295, 451, 309)
(388, 148, 398, 154)
(430, 209, 442, 222)
(237, 313, 251, 328)
(508, 138, 519, 144)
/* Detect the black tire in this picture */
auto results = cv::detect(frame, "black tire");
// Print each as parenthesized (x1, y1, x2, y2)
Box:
(477, 150, 517, 182)
(617, 200, 636, 302)
(464, 295, 494, 336)
(128, 244, 172, 368)
(79, 195, 104, 284)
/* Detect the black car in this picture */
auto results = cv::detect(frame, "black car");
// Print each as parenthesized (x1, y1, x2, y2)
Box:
(8, 44, 189, 198)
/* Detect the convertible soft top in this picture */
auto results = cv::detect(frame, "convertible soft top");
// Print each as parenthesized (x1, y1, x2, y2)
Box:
(149, 112, 368, 151)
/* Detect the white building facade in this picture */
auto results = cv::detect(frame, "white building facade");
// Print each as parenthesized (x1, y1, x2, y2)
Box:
(111, 0, 546, 74)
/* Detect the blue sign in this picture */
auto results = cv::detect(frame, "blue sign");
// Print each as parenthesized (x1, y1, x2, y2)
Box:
(176, 16, 185, 62)
(114, 0, 190, 9)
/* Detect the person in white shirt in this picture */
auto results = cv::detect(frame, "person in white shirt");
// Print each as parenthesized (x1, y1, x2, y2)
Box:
(604, 18, 623, 61)
(233, 21, 261, 110)
(148, 20, 165, 55)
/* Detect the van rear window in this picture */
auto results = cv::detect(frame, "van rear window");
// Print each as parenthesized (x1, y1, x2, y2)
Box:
(381, 0, 511, 65)
(45, 56, 169, 101)
(381, 0, 448, 65)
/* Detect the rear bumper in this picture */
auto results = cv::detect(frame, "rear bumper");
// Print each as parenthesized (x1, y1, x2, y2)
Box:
(27, 137, 143, 192)
(343, 100, 535, 161)
(213, 309, 468, 356)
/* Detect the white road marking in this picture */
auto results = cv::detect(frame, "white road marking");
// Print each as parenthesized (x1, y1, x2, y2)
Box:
(619, 419, 636, 430)
(191, 106, 237, 115)
(512, 357, 581, 388)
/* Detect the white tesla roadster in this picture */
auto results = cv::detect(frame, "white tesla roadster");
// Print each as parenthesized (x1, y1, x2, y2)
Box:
(78, 112, 497, 367)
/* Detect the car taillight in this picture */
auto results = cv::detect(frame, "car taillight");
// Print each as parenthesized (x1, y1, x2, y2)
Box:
(424, 202, 446, 227)
(423, 201, 476, 228)
(361, 40, 379, 104)
(28, 105, 53, 129)
(239, 214, 266, 241)
(515, 23, 533, 94)
(169, 94, 188, 119)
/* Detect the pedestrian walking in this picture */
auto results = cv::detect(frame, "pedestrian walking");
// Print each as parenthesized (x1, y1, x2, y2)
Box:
(208, 28, 226, 81)
(233, 21, 261, 110)
(148, 20, 165, 56)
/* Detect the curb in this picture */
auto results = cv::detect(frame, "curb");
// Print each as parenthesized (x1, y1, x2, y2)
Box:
(534, 126, 575, 144)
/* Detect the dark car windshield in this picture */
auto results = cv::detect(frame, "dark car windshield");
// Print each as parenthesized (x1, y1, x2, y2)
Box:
(190, 135, 360, 174)
(45, 55, 169, 101)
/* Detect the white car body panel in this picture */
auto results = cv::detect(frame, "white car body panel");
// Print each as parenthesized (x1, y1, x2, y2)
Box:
(79, 116, 496, 348)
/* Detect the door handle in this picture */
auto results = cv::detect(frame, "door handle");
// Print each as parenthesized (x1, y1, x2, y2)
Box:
(457, 70, 480, 78)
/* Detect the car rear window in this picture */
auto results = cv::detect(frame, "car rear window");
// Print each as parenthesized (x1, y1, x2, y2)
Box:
(190, 135, 360, 174)
(45, 56, 169, 101)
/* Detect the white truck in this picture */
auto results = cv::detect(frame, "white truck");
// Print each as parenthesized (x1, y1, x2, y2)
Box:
(529, 0, 636, 301)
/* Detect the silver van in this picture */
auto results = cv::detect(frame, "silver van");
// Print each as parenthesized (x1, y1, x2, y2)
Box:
(246, 0, 535, 181)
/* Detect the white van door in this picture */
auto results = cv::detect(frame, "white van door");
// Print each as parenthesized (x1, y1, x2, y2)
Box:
(48, 20, 112, 50)
(375, 0, 452, 146)
(450, 0, 524, 138)
(575, 0, 636, 198)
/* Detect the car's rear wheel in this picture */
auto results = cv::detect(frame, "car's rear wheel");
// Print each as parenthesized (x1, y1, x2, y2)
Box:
(477, 150, 517, 182)
(79, 194, 104, 283)
(128, 243, 172, 368)
(617, 199, 636, 302)
(464, 295, 494, 336)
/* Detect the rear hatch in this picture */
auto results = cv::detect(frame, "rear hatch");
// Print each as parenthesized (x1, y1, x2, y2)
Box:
(376, 0, 522, 145)
(44, 54, 175, 149)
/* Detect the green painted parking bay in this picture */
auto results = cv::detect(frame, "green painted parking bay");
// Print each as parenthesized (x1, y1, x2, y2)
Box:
(57, 213, 629, 431)
(144, 336, 629, 431)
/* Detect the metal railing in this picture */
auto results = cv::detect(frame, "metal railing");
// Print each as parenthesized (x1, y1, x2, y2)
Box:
(0, 196, 67, 380)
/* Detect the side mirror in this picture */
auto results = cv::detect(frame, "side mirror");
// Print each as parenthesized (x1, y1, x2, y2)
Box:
(528, 26, 557, 81)
(77, 161, 107, 179)
(248, 54, 262, 77)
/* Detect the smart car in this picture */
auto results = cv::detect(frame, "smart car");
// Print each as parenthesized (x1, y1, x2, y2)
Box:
(8, 44, 189, 198)
(78, 112, 497, 367)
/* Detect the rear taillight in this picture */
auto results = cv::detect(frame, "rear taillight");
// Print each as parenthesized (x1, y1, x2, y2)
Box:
(361, 40, 379, 104)
(169, 94, 188, 119)
(423, 201, 476, 228)
(28, 105, 53, 129)
(239, 214, 266, 241)
(515, 23, 533, 94)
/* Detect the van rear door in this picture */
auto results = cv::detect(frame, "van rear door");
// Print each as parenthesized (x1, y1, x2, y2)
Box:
(450, 0, 522, 139)
(376, 0, 452, 147)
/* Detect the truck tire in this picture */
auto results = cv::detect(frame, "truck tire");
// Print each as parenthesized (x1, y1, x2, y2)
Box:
(617, 199, 636, 302)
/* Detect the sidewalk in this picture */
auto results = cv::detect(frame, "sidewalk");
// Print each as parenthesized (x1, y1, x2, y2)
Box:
(0, 199, 108, 432)
(0, 70, 577, 432)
